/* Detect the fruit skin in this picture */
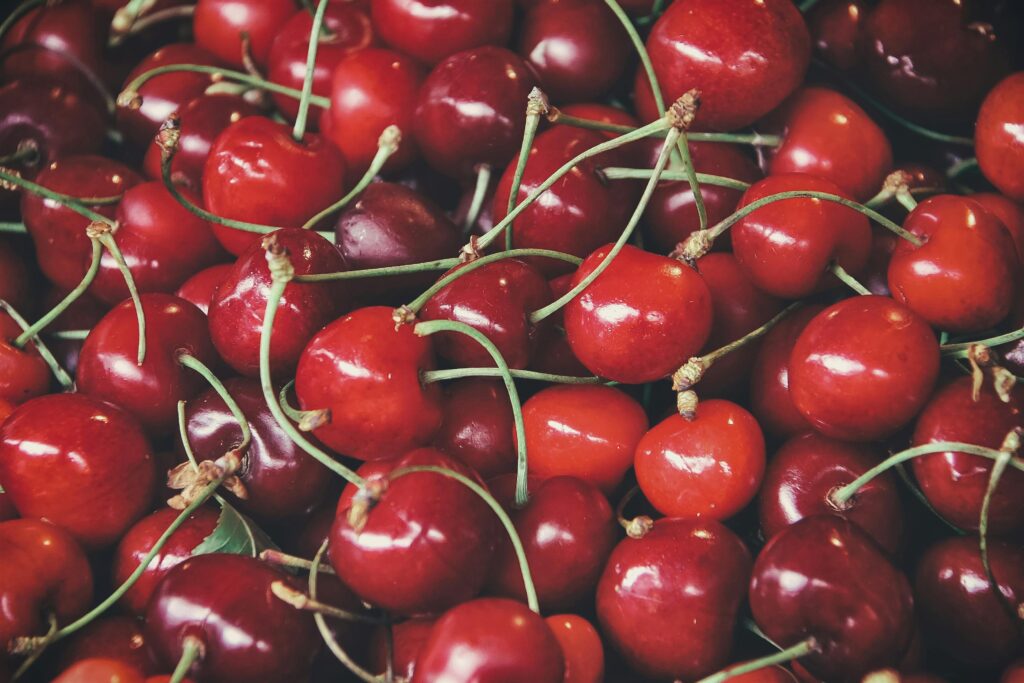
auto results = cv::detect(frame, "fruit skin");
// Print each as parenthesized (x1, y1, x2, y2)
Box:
(749, 515, 915, 683)
(174, 264, 232, 316)
(973, 192, 1024, 264)
(52, 659, 146, 683)
(368, 618, 436, 680)
(54, 616, 157, 676)
(788, 296, 939, 442)
(411, 598, 564, 683)
(0, 312, 50, 406)
(435, 378, 515, 479)
(0, 393, 156, 549)
(192, 0, 296, 69)
(545, 614, 604, 683)
(371, 0, 515, 66)
(977, 72, 1024, 203)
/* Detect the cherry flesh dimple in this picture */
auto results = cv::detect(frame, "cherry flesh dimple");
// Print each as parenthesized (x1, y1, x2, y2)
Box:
(788, 295, 939, 442)
(371, 0, 515, 66)
(976, 72, 1024, 203)
(145, 553, 319, 683)
(545, 614, 604, 683)
(564, 244, 713, 384)
(174, 263, 232, 316)
(597, 517, 751, 680)
(295, 306, 442, 460)
(192, 0, 297, 69)
(55, 617, 156, 677)
(435, 378, 515, 479)
(750, 515, 914, 682)
(0, 312, 50, 406)
(911, 376, 1024, 535)
(0, 393, 156, 549)
(637, 399, 766, 521)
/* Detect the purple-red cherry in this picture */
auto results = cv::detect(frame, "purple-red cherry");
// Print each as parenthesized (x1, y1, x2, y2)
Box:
(435, 378, 515, 479)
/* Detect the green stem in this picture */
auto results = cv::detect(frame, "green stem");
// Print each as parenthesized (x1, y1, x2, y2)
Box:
(295, 257, 459, 282)
(96, 232, 147, 365)
(947, 157, 979, 180)
(978, 439, 1024, 631)
(14, 240, 102, 348)
(942, 328, 1024, 355)
(46, 329, 90, 340)
(110, 5, 194, 46)
(462, 163, 492, 237)
(422, 367, 607, 385)
(0, 301, 73, 390)
(545, 111, 783, 147)
(505, 88, 547, 250)
(0, 0, 45, 46)
(893, 462, 966, 536)
(178, 353, 252, 451)
(694, 638, 817, 683)
(707, 302, 801, 371)
(121, 64, 331, 109)
(546, 110, 634, 135)
(170, 635, 204, 683)
(260, 548, 337, 575)
(601, 167, 751, 191)
(675, 127, 707, 231)
(0, 168, 112, 225)
(895, 189, 918, 212)
(831, 263, 871, 295)
(0, 222, 26, 234)
(604, 0, 664, 114)
(292, 0, 330, 142)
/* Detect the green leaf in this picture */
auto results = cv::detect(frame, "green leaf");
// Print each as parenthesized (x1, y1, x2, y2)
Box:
(191, 498, 278, 558)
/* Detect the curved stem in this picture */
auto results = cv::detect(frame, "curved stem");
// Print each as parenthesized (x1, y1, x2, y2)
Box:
(178, 353, 252, 451)
(895, 188, 918, 212)
(292, 0, 329, 141)
(545, 109, 634, 135)
(942, 327, 1024, 356)
(170, 635, 204, 683)
(694, 637, 817, 683)
(615, 484, 654, 539)
(0, 0, 46, 46)
(11, 614, 57, 679)
(831, 263, 871, 296)
(506, 88, 548, 250)
(0, 168, 113, 226)
(0, 301, 72, 390)
(422, 367, 606, 385)
(601, 167, 752, 191)
(947, 157, 979, 180)
(271, 581, 387, 624)
(0, 222, 26, 234)
(260, 548, 337, 575)
(978, 432, 1023, 631)
(604, 0, 664, 114)
(0, 141, 39, 167)
(121, 64, 331, 109)
(96, 232, 146, 365)
(110, 5, 195, 46)
(893, 462, 966, 536)
(296, 257, 459, 282)
(462, 164, 492, 237)
(14, 239, 102, 348)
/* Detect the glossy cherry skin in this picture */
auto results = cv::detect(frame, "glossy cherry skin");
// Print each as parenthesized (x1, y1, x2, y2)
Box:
(639, 401, 765, 522)
(916, 536, 1024, 668)
(371, 0, 515, 66)
(208, 228, 348, 378)
(0, 519, 92, 649)
(807, 0, 869, 71)
(976, 73, 1024, 203)
(564, 244, 713, 384)
(973, 192, 1024, 263)
(0, 238, 35, 314)
(329, 448, 498, 615)
(486, 475, 617, 611)
(296, 307, 442, 459)
(435, 378, 515, 479)
(758, 432, 903, 555)
(76, 293, 219, 435)
(192, 0, 297, 68)
(763, 87, 893, 203)
(0, 313, 50, 406)
(52, 659, 146, 683)
(412, 598, 564, 683)
(750, 515, 915, 682)
(522, 384, 648, 494)
(545, 614, 604, 683)
(415, 46, 537, 179)
(789, 296, 939, 442)
(637, 0, 810, 131)
(174, 264, 232, 315)
(145, 553, 319, 683)
(732, 173, 872, 299)
(889, 195, 1019, 333)
(334, 182, 461, 303)
(55, 618, 157, 677)
(911, 376, 1024, 534)
(597, 518, 751, 680)
(0, 394, 156, 549)
(368, 618, 436, 680)
(203, 116, 347, 255)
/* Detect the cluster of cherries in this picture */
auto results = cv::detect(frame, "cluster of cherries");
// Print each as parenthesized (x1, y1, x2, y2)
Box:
(1, 0, 1023, 681)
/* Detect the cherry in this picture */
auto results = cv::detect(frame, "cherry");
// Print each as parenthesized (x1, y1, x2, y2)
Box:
(411, 598, 564, 683)
(76, 293, 219, 435)
(51, 659, 146, 683)
(0, 519, 92, 649)
(545, 614, 604, 683)
(758, 432, 903, 555)
(174, 263, 232, 315)
(0, 393, 156, 549)
(0, 238, 35, 314)
(564, 243, 713, 384)
(54, 617, 157, 676)
(911, 376, 1024, 534)
(750, 515, 914, 681)
(1004, 661, 1024, 683)
(208, 228, 348, 379)
(806, 0, 870, 71)
(329, 448, 497, 615)
(916, 536, 1024, 669)
(637, 0, 810, 131)
(521, 384, 648, 494)
(435, 378, 515, 479)
(371, 0, 515, 66)
(202, 116, 347, 255)
(0, 312, 50, 406)
(596, 518, 751, 680)
(40, 287, 107, 378)
(368, 618, 436, 680)
(144, 553, 319, 683)
(976, 72, 1024, 203)
(889, 194, 1019, 333)
(790, 296, 939, 442)
(414, 46, 537, 179)
(192, 0, 297, 69)
(732, 173, 872, 299)
(973, 192, 1024, 263)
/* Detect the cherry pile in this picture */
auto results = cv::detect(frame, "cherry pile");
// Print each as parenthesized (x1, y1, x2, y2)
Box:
(0, 0, 1023, 682)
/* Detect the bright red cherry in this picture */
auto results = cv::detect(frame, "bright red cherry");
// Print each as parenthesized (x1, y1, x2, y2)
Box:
(0, 393, 156, 549)
(545, 614, 604, 683)
(192, 0, 297, 68)
(977, 72, 1024, 203)
(174, 263, 232, 315)
(597, 518, 751, 680)
(435, 378, 515, 479)
(0, 312, 50, 406)
(54, 617, 157, 677)
(789, 296, 939, 442)
(52, 659, 146, 683)
(371, 0, 515, 66)
(973, 192, 1024, 263)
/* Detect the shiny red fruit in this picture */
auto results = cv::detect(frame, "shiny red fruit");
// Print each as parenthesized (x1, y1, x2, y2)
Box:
(193, 0, 296, 68)
(0, 312, 49, 406)
(435, 378, 515, 479)
(372, 0, 515, 66)
(977, 72, 1024, 203)
(54, 616, 157, 677)
(973, 192, 1024, 263)
(174, 263, 232, 315)
(545, 614, 604, 683)
(368, 618, 435, 680)
(52, 659, 146, 683)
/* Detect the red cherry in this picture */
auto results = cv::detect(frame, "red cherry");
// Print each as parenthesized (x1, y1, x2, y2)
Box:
(806, 0, 870, 71)
(731, 173, 872, 299)
(597, 518, 751, 680)
(789, 296, 939, 442)
(412, 598, 564, 683)
(977, 72, 1024, 203)
(368, 618, 436, 680)
(174, 263, 232, 315)
(371, 0, 515, 66)
(564, 244, 713, 384)
(192, 0, 297, 68)
(0, 488, 17, 522)
(637, 0, 810, 131)
(435, 378, 515, 479)
(973, 192, 1024, 263)
(0, 237, 35, 313)
(39, 288, 107, 378)
(545, 614, 604, 683)
(52, 659, 146, 683)
(0, 312, 50, 406)
(522, 384, 648, 494)
(0, 393, 156, 549)
(1004, 661, 1024, 683)
(55, 618, 157, 677)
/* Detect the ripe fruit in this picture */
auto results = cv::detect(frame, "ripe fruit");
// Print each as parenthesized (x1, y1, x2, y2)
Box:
(976, 72, 1024, 202)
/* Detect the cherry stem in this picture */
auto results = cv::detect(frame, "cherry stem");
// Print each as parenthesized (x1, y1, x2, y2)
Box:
(694, 637, 818, 683)
(942, 327, 1024, 356)
(616, 485, 654, 539)
(0, 0, 45, 47)
(422, 367, 607, 384)
(947, 157, 979, 180)
(46, 329, 90, 340)
(110, 5, 195, 46)
(462, 163, 492, 237)
(170, 635, 204, 683)
(178, 353, 252, 451)
(277, 381, 331, 432)
(391, 464, 540, 613)
(601, 167, 752, 191)
(831, 263, 871, 295)
(0, 141, 38, 167)
(0, 167, 112, 225)
(110, 0, 157, 34)
(259, 548, 337, 575)
(798, 0, 822, 11)
(604, 0, 665, 113)
(0, 222, 26, 233)
(413, 319, 529, 507)
(271, 581, 388, 624)
(529, 124, 683, 325)
(978, 429, 1023, 630)
(893, 462, 966, 536)
(96, 231, 147, 365)
(0, 300, 73, 390)
(895, 188, 918, 212)
(545, 111, 783, 147)
(296, 257, 459, 282)
(292, 0, 329, 142)
(505, 88, 549, 250)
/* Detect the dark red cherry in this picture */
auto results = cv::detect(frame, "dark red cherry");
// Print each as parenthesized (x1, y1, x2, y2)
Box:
(597, 518, 751, 680)
(973, 192, 1024, 263)
(203, 116, 347, 255)
(0, 393, 156, 549)
(976, 72, 1024, 204)
(76, 293, 219, 435)
(732, 173, 872, 299)
(368, 618, 436, 680)
(564, 243, 713, 384)
(52, 659, 146, 683)
(0, 519, 92, 648)
(435, 378, 515, 479)
(208, 228, 348, 378)
(789, 296, 939, 442)
(192, 0, 297, 68)
(145, 553, 319, 683)
(0, 312, 50, 406)
(759, 432, 903, 555)
(0, 489, 17, 522)
(807, 0, 870, 71)
(545, 614, 604, 683)
(911, 376, 1024, 534)
(371, 0, 515, 66)
(295, 306, 442, 460)
(414, 46, 537, 179)
(55, 617, 157, 677)
(0, 237, 35, 313)
(916, 536, 1024, 668)
(749, 515, 915, 682)
(174, 263, 232, 315)
(486, 475, 617, 611)
(637, 0, 810, 131)
(329, 448, 498, 615)
(412, 598, 564, 683)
